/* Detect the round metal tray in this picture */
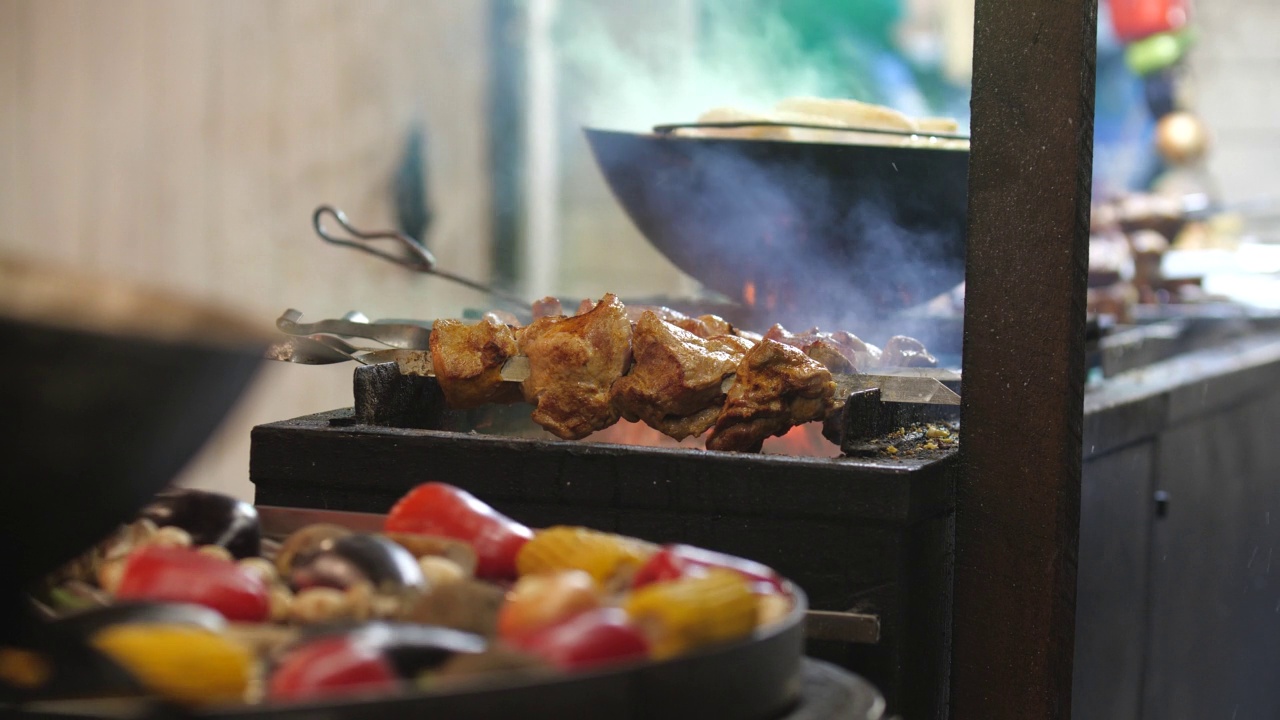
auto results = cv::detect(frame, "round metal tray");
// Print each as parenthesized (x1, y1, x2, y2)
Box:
(196, 587, 806, 720)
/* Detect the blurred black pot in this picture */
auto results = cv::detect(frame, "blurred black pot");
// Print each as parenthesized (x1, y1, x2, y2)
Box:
(0, 258, 268, 598)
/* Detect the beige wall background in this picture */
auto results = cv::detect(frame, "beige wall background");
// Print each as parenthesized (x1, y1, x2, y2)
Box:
(0, 0, 495, 500)
(1189, 0, 1280, 205)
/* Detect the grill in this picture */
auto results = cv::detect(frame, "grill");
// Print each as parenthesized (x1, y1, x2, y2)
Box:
(251, 359, 959, 719)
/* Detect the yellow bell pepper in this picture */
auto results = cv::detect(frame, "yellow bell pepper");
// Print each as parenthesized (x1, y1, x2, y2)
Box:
(90, 624, 252, 705)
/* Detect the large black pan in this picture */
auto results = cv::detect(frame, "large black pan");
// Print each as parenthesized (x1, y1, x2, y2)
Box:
(585, 125, 969, 328)
(0, 259, 267, 604)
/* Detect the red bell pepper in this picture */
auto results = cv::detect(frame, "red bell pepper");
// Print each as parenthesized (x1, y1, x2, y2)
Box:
(384, 483, 533, 579)
(509, 608, 650, 670)
(1109, 0, 1188, 42)
(267, 635, 399, 702)
(114, 546, 270, 622)
(631, 544, 785, 595)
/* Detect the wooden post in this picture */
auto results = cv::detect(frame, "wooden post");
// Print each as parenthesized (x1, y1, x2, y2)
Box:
(954, 0, 1098, 717)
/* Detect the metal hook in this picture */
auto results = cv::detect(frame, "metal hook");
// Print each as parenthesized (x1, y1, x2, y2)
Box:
(313, 204, 437, 273)
(312, 205, 528, 308)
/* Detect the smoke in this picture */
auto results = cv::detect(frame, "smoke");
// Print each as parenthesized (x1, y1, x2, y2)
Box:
(546, 1, 967, 349)
(554, 0, 863, 132)
(588, 120, 969, 341)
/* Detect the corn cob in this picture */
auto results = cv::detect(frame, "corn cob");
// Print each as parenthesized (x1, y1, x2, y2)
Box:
(516, 526, 656, 586)
(623, 569, 758, 659)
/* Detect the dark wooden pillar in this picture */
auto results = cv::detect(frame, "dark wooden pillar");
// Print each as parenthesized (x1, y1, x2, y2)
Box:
(954, 0, 1098, 717)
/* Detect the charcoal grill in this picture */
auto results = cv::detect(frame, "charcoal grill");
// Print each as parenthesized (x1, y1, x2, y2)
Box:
(250, 362, 957, 719)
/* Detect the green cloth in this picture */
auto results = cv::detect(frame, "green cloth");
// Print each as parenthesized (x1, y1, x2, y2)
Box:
(774, 0, 903, 50)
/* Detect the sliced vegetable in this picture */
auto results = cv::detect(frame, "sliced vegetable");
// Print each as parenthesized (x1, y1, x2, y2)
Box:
(274, 524, 352, 576)
(516, 526, 656, 586)
(403, 579, 506, 637)
(52, 601, 227, 637)
(510, 608, 650, 670)
(268, 623, 486, 701)
(140, 489, 261, 559)
(384, 483, 532, 579)
(267, 634, 398, 702)
(624, 569, 757, 660)
(114, 546, 270, 623)
(384, 532, 478, 577)
(90, 624, 253, 705)
(365, 623, 487, 677)
(632, 544, 786, 595)
(496, 570, 602, 641)
(290, 534, 425, 593)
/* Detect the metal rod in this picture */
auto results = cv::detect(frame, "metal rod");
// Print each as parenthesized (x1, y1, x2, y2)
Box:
(953, 0, 1097, 717)
(652, 120, 970, 141)
(312, 205, 528, 308)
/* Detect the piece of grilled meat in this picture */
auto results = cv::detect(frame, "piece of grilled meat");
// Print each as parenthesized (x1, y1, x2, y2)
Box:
(429, 316, 523, 409)
(519, 293, 633, 440)
(619, 305, 735, 339)
(610, 311, 753, 440)
(706, 339, 836, 453)
(763, 324, 883, 374)
(880, 335, 938, 368)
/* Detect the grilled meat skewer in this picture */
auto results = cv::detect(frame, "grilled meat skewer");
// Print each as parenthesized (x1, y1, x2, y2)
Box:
(389, 294, 957, 451)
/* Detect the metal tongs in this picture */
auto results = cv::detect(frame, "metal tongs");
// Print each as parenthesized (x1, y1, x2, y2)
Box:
(268, 206, 531, 364)
(312, 204, 527, 308)
(267, 310, 425, 366)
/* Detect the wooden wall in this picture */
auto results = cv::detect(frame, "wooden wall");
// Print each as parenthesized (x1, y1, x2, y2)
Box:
(0, 0, 494, 499)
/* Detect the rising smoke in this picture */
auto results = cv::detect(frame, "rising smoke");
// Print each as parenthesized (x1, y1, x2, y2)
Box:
(554, 0, 863, 132)
(547, 1, 967, 348)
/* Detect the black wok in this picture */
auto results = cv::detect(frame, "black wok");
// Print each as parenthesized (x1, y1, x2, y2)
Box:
(585, 125, 969, 328)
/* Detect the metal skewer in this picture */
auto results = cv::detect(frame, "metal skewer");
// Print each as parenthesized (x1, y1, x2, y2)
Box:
(313, 204, 528, 308)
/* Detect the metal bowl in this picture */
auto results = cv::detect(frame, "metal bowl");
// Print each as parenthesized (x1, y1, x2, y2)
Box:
(0, 259, 268, 593)
(585, 127, 969, 328)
